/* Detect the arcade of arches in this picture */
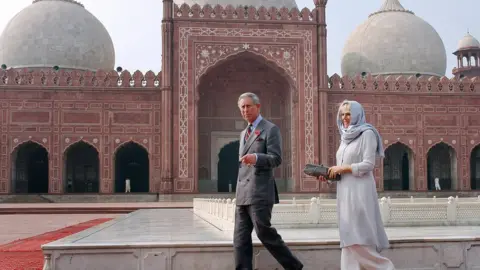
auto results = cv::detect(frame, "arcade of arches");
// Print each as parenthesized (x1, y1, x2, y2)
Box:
(9, 137, 480, 194)
(11, 141, 150, 194)
(382, 142, 461, 191)
(8, 138, 480, 193)
(197, 53, 294, 193)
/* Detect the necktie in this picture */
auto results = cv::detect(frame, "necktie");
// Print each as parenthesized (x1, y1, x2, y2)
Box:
(245, 124, 253, 141)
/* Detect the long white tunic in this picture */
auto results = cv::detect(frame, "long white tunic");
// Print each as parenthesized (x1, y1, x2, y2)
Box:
(336, 129, 390, 251)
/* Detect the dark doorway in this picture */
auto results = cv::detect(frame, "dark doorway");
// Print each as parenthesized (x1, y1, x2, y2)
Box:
(383, 143, 411, 191)
(470, 145, 480, 190)
(197, 52, 292, 193)
(217, 140, 240, 192)
(64, 142, 99, 193)
(12, 142, 49, 193)
(114, 142, 149, 193)
(427, 142, 455, 190)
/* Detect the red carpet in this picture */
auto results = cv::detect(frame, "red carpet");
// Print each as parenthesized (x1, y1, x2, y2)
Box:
(0, 218, 113, 270)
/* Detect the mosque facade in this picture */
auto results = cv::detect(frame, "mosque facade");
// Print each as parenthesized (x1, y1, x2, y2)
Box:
(0, 0, 479, 195)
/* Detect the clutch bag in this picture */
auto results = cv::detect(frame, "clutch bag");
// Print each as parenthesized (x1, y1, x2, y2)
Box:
(303, 163, 341, 181)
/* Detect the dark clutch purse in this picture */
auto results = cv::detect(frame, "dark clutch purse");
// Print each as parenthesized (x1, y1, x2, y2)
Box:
(303, 163, 341, 181)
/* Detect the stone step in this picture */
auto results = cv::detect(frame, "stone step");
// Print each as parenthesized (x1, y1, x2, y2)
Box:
(1, 194, 53, 204)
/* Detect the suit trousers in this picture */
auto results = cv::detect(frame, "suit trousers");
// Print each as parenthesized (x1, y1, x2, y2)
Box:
(340, 245, 395, 270)
(233, 204, 303, 270)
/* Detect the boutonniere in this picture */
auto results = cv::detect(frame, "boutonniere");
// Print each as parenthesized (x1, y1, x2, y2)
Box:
(254, 130, 260, 136)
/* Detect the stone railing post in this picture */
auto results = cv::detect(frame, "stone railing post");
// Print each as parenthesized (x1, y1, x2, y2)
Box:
(447, 196, 457, 223)
(379, 197, 391, 224)
(232, 199, 236, 222)
(42, 254, 52, 270)
(309, 197, 320, 223)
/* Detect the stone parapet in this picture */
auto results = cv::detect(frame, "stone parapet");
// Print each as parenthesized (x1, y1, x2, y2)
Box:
(173, 4, 316, 23)
(0, 69, 162, 89)
(327, 73, 480, 93)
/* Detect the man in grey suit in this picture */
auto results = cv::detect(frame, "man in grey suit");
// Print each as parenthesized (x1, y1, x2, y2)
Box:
(234, 92, 303, 270)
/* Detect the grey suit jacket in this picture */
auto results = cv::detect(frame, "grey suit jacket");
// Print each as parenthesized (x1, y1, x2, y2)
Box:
(235, 118, 281, 206)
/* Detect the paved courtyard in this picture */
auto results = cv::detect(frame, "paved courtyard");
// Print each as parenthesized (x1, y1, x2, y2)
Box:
(0, 213, 122, 245)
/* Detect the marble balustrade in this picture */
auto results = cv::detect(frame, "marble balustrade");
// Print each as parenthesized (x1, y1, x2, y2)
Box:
(193, 196, 480, 229)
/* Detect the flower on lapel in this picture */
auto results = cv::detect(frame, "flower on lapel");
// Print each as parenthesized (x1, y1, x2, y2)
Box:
(254, 130, 260, 136)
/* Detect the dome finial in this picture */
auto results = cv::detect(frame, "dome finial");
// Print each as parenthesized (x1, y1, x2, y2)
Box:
(379, 0, 405, 11)
(369, 0, 413, 17)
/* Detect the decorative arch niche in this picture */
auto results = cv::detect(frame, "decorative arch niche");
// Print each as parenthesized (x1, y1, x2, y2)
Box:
(175, 26, 316, 193)
(470, 144, 480, 190)
(383, 142, 414, 191)
(10, 141, 49, 193)
(426, 142, 457, 191)
(113, 141, 150, 193)
(63, 141, 100, 193)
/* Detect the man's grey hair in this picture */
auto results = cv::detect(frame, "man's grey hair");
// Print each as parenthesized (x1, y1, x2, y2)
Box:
(238, 92, 261, 105)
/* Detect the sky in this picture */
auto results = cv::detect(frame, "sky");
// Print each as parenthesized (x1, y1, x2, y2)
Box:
(0, 0, 477, 76)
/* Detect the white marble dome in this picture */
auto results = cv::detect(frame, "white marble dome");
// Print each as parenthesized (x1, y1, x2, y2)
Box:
(0, 0, 115, 71)
(457, 33, 480, 50)
(341, 0, 446, 77)
(173, 0, 297, 9)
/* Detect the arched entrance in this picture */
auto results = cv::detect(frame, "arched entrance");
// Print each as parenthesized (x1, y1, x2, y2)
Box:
(11, 142, 49, 193)
(217, 140, 240, 192)
(114, 142, 149, 193)
(64, 141, 99, 193)
(427, 142, 457, 191)
(197, 52, 293, 193)
(383, 142, 413, 191)
(470, 145, 480, 190)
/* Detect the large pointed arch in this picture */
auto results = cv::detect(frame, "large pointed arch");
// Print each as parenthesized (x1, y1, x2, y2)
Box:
(113, 141, 150, 193)
(383, 142, 414, 191)
(63, 141, 100, 193)
(10, 141, 49, 193)
(176, 27, 314, 193)
(195, 51, 294, 193)
(426, 142, 457, 191)
(196, 50, 297, 91)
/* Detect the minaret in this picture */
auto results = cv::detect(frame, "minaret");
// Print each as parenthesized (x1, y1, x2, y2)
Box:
(452, 32, 480, 78)
(160, 0, 174, 193)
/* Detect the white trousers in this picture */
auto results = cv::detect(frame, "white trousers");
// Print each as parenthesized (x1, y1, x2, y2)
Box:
(125, 180, 131, 193)
(341, 245, 395, 270)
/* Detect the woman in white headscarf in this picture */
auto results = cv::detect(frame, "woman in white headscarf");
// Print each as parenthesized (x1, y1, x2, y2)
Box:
(318, 100, 395, 269)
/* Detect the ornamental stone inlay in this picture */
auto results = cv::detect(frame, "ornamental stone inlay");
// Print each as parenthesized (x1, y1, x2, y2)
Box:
(178, 27, 314, 179)
(195, 43, 298, 84)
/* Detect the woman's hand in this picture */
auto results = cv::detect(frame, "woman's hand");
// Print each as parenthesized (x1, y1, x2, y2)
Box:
(327, 165, 353, 179)
(328, 165, 344, 179)
(317, 176, 328, 182)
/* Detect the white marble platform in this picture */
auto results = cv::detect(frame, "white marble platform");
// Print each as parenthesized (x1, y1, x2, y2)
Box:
(42, 209, 480, 270)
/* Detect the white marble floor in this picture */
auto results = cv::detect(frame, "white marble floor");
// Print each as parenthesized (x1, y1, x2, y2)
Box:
(43, 208, 480, 250)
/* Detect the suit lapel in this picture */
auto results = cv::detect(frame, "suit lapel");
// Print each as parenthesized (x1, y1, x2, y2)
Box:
(242, 119, 265, 156)
(239, 129, 246, 157)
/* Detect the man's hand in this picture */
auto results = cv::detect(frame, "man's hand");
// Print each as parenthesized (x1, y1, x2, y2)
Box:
(240, 154, 256, 166)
